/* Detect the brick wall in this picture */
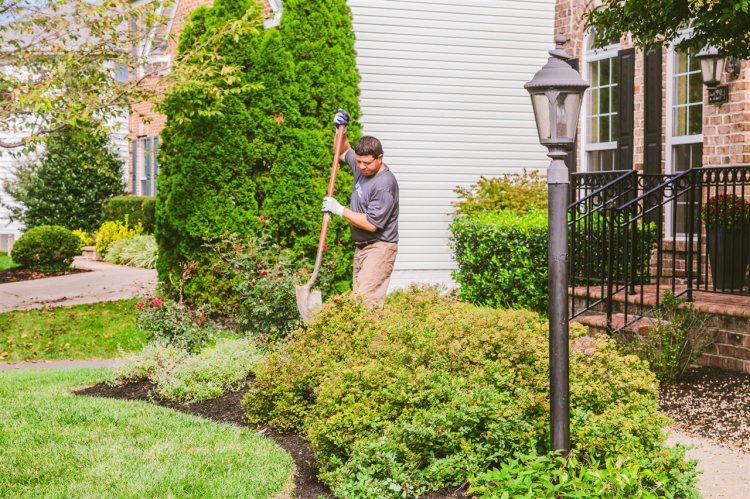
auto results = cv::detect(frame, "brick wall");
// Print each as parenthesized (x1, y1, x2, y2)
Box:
(555, 0, 749, 175)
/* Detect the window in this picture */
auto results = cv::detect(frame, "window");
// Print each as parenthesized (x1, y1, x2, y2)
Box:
(131, 135, 159, 196)
(583, 32, 620, 172)
(667, 46, 703, 236)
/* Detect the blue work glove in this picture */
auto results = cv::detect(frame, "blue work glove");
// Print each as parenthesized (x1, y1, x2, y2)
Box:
(333, 108, 349, 127)
(322, 196, 345, 217)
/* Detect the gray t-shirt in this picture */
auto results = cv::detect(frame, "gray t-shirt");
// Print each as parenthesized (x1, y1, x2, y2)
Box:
(345, 149, 399, 243)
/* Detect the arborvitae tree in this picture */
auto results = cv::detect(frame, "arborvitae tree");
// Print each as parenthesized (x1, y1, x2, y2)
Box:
(156, 0, 362, 304)
(3, 126, 125, 232)
(155, 0, 265, 304)
(280, 0, 362, 140)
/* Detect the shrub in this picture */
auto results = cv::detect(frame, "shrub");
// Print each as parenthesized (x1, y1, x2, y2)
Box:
(109, 341, 188, 385)
(154, 338, 262, 402)
(470, 448, 698, 498)
(615, 292, 712, 385)
(103, 196, 157, 233)
(95, 218, 142, 258)
(105, 234, 158, 269)
(243, 287, 697, 497)
(11, 225, 81, 272)
(453, 170, 547, 216)
(71, 229, 95, 248)
(136, 298, 215, 352)
(210, 232, 302, 340)
(450, 211, 548, 313)
(2, 125, 125, 232)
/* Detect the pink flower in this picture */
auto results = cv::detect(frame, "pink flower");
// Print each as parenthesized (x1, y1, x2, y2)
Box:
(136, 301, 144, 308)
(152, 298, 163, 307)
(259, 215, 266, 222)
(259, 270, 268, 277)
(323, 245, 329, 251)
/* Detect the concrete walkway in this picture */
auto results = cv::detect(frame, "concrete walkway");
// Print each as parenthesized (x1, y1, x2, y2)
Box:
(0, 359, 124, 371)
(667, 430, 750, 498)
(0, 257, 157, 313)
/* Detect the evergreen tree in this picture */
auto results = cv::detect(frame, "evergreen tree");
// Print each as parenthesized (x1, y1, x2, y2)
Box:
(156, 0, 362, 303)
(3, 126, 125, 232)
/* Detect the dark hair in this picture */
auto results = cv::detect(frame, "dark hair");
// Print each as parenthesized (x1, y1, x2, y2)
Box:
(354, 136, 383, 158)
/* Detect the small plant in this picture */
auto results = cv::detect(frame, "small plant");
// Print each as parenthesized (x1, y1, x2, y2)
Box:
(154, 338, 262, 402)
(105, 234, 158, 269)
(95, 217, 143, 258)
(71, 229, 95, 248)
(453, 170, 547, 216)
(701, 193, 750, 229)
(10, 225, 81, 272)
(135, 298, 215, 352)
(615, 291, 712, 385)
(211, 232, 302, 341)
(109, 341, 188, 385)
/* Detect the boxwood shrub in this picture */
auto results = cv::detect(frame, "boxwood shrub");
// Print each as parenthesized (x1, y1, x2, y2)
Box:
(11, 226, 81, 272)
(243, 286, 697, 498)
(450, 211, 548, 314)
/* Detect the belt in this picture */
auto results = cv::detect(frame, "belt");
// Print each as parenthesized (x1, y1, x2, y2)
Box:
(353, 239, 379, 249)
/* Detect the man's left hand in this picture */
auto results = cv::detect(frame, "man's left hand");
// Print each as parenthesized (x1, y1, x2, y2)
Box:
(322, 196, 345, 217)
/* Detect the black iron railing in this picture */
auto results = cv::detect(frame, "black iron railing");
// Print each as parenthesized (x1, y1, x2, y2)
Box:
(569, 165, 750, 331)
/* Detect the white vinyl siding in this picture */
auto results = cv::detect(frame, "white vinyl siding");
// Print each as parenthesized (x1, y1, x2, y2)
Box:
(348, 0, 555, 288)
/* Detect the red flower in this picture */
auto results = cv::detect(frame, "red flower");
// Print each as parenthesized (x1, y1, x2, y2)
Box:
(152, 298, 163, 307)
(323, 245, 329, 251)
(196, 315, 206, 326)
(136, 302, 144, 308)
(259, 270, 268, 277)
(233, 302, 241, 308)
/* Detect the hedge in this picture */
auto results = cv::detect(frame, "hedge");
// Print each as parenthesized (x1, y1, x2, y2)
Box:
(103, 196, 156, 233)
(450, 210, 549, 314)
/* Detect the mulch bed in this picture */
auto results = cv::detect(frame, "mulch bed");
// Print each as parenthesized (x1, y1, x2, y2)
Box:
(659, 366, 750, 453)
(0, 267, 88, 284)
(74, 367, 746, 496)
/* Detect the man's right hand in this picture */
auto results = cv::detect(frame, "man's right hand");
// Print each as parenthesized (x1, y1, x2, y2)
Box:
(333, 109, 349, 127)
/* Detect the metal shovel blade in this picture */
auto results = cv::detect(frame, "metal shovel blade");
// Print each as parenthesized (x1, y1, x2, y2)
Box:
(296, 284, 322, 322)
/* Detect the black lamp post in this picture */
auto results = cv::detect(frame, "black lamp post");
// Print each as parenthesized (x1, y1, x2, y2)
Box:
(697, 45, 740, 105)
(524, 34, 589, 454)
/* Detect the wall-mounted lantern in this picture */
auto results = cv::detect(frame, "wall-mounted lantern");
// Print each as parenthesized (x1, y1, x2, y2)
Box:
(696, 46, 741, 105)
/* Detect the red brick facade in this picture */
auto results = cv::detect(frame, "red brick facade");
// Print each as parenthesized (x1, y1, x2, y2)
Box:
(555, 0, 750, 173)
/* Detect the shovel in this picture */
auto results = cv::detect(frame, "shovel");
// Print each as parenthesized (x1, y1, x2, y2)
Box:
(296, 123, 347, 321)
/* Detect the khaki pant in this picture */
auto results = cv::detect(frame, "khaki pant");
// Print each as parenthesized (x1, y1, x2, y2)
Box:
(353, 241, 398, 309)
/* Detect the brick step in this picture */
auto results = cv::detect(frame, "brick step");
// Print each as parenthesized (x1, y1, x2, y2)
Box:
(573, 312, 657, 335)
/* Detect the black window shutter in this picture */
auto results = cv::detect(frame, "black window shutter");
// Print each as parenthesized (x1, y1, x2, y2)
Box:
(617, 48, 635, 170)
(566, 58, 579, 175)
(643, 48, 662, 177)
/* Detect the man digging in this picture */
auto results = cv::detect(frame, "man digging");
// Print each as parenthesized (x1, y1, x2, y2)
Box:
(322, 109, 400, 309)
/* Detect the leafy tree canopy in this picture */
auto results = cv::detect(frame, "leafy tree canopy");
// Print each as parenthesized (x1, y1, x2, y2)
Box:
(2, 124, 125, 232)
(0, 0, 252, 151)
(585, 0, 750, 59)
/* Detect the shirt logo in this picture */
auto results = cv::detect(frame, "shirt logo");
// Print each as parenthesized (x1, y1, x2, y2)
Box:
(355, 182, 363, 199)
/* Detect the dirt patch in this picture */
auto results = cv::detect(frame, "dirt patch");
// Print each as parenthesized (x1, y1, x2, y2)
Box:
(75, 381, 469, 498)
(660, 366, 750, 453)
(0, 267, 88, 284)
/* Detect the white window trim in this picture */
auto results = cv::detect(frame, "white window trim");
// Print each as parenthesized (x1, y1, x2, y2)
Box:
(264, 0, 282, 28)
(665, 32, 703, 239)
(581, 31, 621, 172)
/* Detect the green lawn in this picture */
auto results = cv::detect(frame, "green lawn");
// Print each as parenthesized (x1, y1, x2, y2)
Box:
(0, 368, 293, 497)
(0, 300, 148, 361)
(0, 252, 17, 271)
